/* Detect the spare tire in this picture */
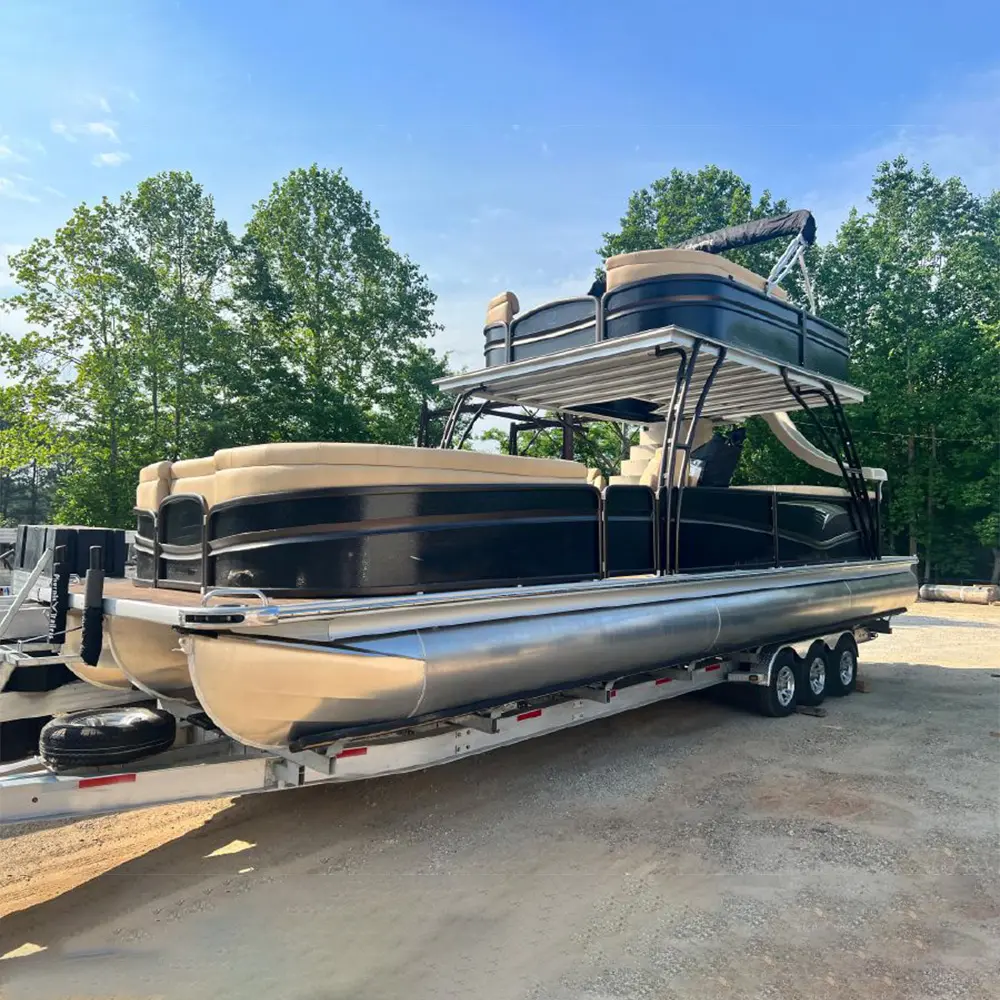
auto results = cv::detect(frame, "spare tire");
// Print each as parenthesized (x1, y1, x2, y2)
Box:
(40, 706, 176, 770)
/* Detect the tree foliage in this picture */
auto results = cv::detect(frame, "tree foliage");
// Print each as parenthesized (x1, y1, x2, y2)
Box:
(816, 159, 1000, 581)
(598, 164, 794, 278)
(0, 166, 449, 527)
(593, 161, 999, 581)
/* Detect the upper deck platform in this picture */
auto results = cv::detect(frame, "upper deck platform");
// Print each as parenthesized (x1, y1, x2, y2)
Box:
(437, 326, 866, 424)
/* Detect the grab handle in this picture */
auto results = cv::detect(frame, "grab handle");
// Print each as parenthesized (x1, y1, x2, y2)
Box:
(200, 587, 270, 608)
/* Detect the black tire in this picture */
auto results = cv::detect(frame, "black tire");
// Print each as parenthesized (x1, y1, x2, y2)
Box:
(827, 634, 858, 697)
(756, 648, 799, 717)
(40, 706, 175, 770)
(797, 641, 829, 707)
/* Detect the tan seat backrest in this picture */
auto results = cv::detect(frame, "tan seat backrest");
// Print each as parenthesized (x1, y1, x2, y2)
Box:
(605, 248, 788, 300)
(485, 291, 520, 327)
(136, 460, 172, 510)
(137, 442, 590, 510)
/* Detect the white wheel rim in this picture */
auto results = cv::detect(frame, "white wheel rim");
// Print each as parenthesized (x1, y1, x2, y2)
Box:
(839, 651, 855, 686)
(776, 664, 796, 707)
(808, 657, 826, 696)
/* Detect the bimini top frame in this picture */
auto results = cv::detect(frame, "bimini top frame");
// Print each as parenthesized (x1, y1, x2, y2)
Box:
(436, 325, 866, 425)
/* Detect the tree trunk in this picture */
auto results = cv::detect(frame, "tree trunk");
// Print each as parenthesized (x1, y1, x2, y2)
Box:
(926, 425, 935, 582)
(907, 432, 918, 558)
(991, 548, 1000, 586)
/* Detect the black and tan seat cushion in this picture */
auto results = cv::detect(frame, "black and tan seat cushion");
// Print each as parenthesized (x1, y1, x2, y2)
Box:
(605, 248, 788, 300)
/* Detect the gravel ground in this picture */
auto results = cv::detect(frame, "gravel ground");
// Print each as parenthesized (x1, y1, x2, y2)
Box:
(1, 599, 998, 999)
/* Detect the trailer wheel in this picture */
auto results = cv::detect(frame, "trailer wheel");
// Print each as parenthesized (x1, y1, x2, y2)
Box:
(39, 706, 176, 770)
(757, 648, 799, 717)
(797, 641, 829, 707)
(827, 634, 858, 697)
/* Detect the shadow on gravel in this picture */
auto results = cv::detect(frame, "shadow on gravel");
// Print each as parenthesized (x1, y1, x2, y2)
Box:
(1, 661, 996, 972)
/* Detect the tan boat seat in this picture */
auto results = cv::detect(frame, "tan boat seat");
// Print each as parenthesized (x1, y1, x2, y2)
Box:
(605, 248, 789, 300)
(136, 461, 172, 510)
(168, 456, 218, 508)
(136, 442, 590, 511)
(171, 457, 215, 478)
(485, 291, 520, 327)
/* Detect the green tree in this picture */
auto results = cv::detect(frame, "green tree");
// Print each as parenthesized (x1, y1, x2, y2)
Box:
(121, 171, 234, 460)
(240, 165, 445, 443)
(482, 419, 634, 478)
(598, 165, 794, 279)
(816, 158, 1000, 580)
(1, 199, 149, 526)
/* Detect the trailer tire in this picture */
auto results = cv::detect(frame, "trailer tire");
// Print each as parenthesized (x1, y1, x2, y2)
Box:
(797, 641, 829, 707)
(827, 634, 858, 697)
(757, 648, 799, 718)
(39, 706, 176, 770)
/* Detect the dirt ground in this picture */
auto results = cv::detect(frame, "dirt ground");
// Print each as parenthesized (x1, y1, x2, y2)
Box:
(1, 600, 998, 999)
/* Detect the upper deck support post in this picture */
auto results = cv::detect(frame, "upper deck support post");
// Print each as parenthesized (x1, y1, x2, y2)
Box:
(671, 347, 728, 574)
(439, 389, 476, 449)
(779, 368, 879, 560)
(561, 418, 574, 461)
(655, 344, 696, 575)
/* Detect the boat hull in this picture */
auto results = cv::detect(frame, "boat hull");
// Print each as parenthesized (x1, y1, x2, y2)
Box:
(188, 558, 917, 751)
(105, 616, 197, 702)
(62, 612, 134, 691)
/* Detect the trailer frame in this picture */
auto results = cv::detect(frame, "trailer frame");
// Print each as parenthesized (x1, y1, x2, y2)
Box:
(0, 625, 878, 825)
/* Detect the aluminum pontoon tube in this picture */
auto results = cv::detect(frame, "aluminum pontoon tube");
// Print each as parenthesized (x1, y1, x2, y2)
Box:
(188, 558, 917, 751)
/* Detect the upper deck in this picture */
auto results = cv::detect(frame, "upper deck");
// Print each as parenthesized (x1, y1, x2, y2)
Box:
(437, 325, 865, 424)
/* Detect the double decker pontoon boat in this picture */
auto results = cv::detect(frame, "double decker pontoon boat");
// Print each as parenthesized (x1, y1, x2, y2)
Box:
(3, 211, 916, 792)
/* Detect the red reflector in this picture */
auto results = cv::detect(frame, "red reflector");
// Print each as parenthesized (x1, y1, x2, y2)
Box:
(78, 773, 136, 789)
(656, 677, 673, 685)
(517, 708, 543, 721)
(705, 663, 722, 672)
(336, 747, 368, 759)
(609, 689, 618, 698)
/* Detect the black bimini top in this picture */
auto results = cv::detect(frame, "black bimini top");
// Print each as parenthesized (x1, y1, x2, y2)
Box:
(673, 209, 817, 255)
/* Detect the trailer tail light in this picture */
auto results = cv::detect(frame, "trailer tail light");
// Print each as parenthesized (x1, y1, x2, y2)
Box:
(335, 747, 368, 759)
(655, 677, 673, 685)
(517, 708, 543, 721)
(78, 774, 136, 789)
(705, 662, 722, 672)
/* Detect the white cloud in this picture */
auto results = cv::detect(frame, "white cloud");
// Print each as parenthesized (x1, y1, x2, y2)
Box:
(98, 96, 111, 113)
(52, 118, 120, 143)
(50, 119, 74, 141)
(92, 151, 130, 167)
(0, 176, 40, 202)
(0, 137, 30, 163)
(83, 121, 119, 142)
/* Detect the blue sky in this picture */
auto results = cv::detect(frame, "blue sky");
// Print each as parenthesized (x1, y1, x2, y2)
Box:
(2, 0, 999, 371)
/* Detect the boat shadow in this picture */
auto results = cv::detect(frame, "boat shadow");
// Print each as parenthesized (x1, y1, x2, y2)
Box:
(2, 659, 995, 964)
(0, 690, 730, 956)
